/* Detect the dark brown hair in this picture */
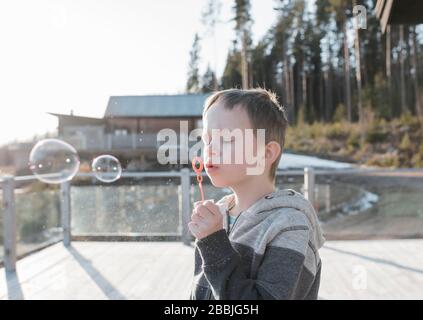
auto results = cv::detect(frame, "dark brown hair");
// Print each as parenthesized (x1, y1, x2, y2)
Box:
(203, 88, 288, 179)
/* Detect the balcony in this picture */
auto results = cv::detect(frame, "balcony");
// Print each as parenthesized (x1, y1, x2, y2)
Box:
(61, 133, 160, 152)
(1, 168, 423, 299)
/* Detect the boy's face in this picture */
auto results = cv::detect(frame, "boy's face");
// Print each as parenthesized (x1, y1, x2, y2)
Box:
(202, 100, 266, 188)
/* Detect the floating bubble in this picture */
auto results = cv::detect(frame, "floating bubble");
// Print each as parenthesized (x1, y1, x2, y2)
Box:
(29, 139, 80, 184)
(91, 155, 122, 183)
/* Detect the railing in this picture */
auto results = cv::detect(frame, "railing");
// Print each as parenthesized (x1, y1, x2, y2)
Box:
(60, 133, 199, 151)
(61, 133, 158, 151)
(2, 166, 416, 272)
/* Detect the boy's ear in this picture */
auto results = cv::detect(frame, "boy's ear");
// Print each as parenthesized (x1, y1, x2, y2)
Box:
(265, 141, 281, 166)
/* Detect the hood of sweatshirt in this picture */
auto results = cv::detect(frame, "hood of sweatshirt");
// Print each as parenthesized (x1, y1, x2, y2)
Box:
(216, 188, 326, 250)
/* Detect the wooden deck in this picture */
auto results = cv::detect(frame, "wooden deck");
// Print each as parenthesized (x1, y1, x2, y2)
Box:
(1, 239, 423, 300)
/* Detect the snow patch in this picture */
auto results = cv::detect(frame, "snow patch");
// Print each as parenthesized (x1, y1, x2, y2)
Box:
(278, 153, 353, 170)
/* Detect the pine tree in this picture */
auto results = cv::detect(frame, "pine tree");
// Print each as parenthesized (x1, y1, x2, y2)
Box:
(221, 42, 243, 89)
(232, 0, 253, 89)
(201, 65, 218, 93)
(201, 0, 222, 81)
(216, 0, 422, 126)
(186, 33, 201, 94)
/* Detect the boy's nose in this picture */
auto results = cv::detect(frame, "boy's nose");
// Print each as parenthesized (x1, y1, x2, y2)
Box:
(205, 144, 215, 158)
(205, 140, 219, 159)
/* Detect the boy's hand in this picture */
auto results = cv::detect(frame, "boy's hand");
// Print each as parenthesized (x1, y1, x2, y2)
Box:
(188, 200, 223, 240)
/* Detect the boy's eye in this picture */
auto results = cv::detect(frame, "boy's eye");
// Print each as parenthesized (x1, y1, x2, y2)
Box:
(202, 130, 237, 145)
(222, 136, 235, 143)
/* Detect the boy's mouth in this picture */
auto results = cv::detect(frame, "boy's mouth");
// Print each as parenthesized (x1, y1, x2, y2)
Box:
(205, 162, 219, 171)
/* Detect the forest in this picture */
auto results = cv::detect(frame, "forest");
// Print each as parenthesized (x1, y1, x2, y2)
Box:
(186, 0, 423, 167)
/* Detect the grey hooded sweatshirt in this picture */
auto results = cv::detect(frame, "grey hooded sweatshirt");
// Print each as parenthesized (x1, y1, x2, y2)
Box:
(190, 189, 325, 300)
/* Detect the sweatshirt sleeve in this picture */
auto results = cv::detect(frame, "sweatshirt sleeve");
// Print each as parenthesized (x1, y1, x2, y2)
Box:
(196, 227, 310, 300)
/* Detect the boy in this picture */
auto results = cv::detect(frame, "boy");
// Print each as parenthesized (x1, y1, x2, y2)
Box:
(189, 88, 325, 300)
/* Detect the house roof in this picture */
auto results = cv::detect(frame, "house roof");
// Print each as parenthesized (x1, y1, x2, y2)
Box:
(48, 113, 104, 122)
(104, 94, 210, 118)
(376, 0, 423, 33)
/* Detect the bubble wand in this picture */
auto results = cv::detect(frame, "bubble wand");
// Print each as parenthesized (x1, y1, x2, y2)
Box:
(192, 156, 204, 202)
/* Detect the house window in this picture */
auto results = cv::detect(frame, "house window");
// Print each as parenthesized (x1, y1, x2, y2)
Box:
(114, 129, 128, 136)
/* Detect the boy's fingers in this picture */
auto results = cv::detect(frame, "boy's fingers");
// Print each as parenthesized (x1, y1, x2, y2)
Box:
(203, 201, 220, 216)
(188, 222, 199, 235)
(196, 205, 215, 220)
(188, 221, 197, 230)
(194, 199, 213, 209)
(191, 213, 203, 224)
(189, 220, 207, 233)
(191, 207, 199, 218)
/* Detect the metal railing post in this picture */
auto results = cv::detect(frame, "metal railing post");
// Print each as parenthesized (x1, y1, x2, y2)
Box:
(60, 181, 71, 246)
(304, 167, 315, 209)
(2, 176, 17, 272)
(107, 134, 112, 150)
(180, 168, 191, 245)
(325, 184, 331, 214)
(131, 133, 137, 149)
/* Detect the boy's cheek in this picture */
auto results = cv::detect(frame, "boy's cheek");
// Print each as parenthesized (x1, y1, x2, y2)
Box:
(207, 164, 250, 187)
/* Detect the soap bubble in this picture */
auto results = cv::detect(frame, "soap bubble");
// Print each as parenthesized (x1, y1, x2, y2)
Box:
(92, 155, 122, 183)
(29, 139, 80, 184)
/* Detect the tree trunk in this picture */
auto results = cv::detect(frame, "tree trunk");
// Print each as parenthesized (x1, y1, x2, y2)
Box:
(319, 72, 324, 122)
(302, 50, 307, 114)
(283, 37, 292, 121)
(241, 29, 249, 89)
(302, 71, 308, 122)
(309, 74, 314, 122)
(324, 68, 332, 121)
(399, 25, 408, 114)
(353, 0, 363, 140)
(284, 61, 292, 120)
(325, 40, 334, 121)
(343, 18, 352, 122)
(411, 26, 423, 126)
(290, 64, 296, 123)
(386, 25, 392, 117)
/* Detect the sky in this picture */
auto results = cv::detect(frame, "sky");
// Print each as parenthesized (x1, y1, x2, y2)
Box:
(0, 0, 278, 146)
